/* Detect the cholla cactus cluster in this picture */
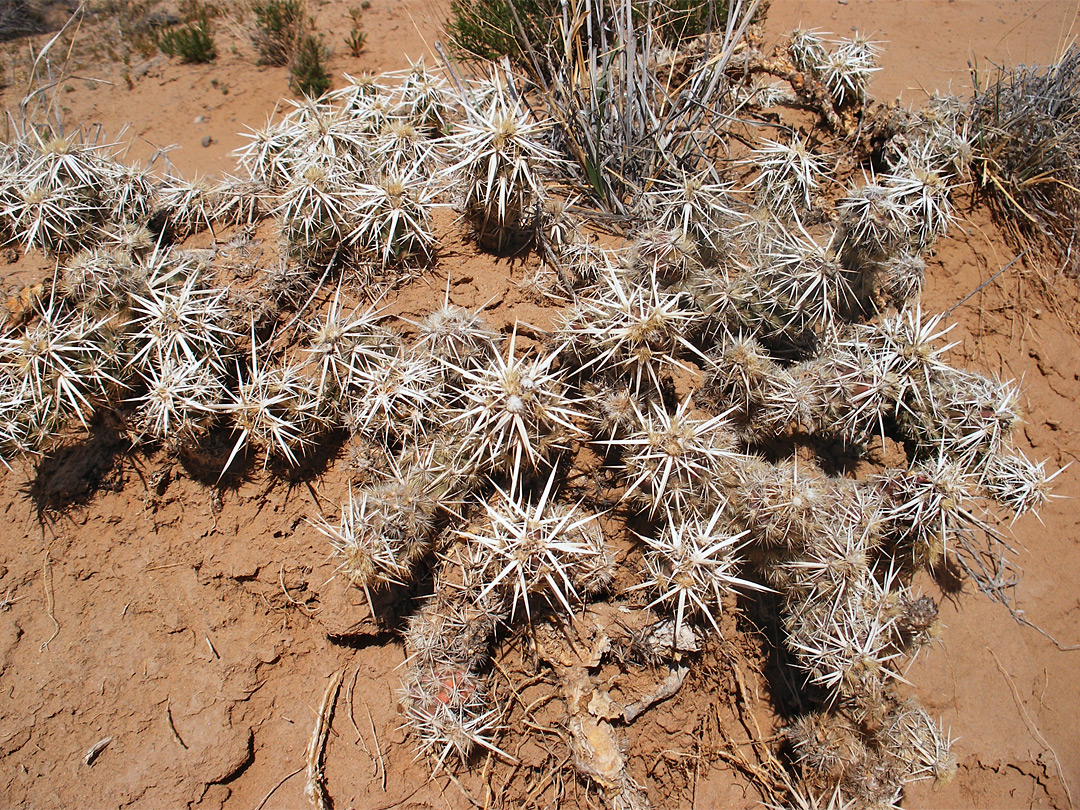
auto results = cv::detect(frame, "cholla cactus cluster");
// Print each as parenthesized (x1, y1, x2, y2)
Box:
(484, 26, 1049, 806)
(0, 26, 1059, 810)
(788, 29, 882, 108)
(0, 61, 564, 465)
(445, 87, 559, 252)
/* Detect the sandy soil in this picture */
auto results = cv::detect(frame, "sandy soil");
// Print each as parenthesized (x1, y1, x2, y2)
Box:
(1, 1, 1079, 809)
(764, 0, 1080, 103)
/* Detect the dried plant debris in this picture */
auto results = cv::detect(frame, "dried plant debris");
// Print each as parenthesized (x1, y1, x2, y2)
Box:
(971, 46, 1080, 271)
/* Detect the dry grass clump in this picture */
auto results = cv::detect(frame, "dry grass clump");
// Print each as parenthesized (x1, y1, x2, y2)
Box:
(0, 0, 46, 41)
(970, 46, 1080, 271)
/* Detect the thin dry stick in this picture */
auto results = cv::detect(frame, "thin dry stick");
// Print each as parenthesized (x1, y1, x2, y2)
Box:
(368, 783, 426, 810)
(443, 771, 483, 810)
(39, 547, 59, 652)
(345, 666, 374, 766)
(944, 250, 1028, 317)
(987, 647, 1074, 809)
(279, 563, 313, 615)
(83, 736, 112, 766)
(305, 667, 345, 810)
(713, 701, 789, 801)
(712, 747, 788, 797)
(524, 753, 572, 805)
(492, 659, 546, 726)
(1008, 606, 1080, 651)
(43, 4, 87, 129)
(622, 666, 689, 722)
(480, 752, 494, 810)
(166, 700, 188, 750)
(145, 562, 188, 572)
(252, 766, 304, 810)
(21, 1, 85, 99)
(363, 700, 387, 792)
(732, 664, 779, 768)
(691, 744, 700, 810)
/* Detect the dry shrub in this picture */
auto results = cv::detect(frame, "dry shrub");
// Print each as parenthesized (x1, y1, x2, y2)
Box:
(0, 0, 47, 41)
(971, 47, 1080, 272)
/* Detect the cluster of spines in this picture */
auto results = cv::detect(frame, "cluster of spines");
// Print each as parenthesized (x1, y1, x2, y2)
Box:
(443, 76, 560, 254)
(787, 28, 882, 108)
(399, 542, 509, 771)
(630, 511, 761, 644)
(315, 454, 449, 603)
(0, 129, 276, 260)
(234, 64, 560, 271)
(0, 65, 552, 471)
(0, 241, 242, 460)
(235, 67, 451, 271)
(554, 265, 704, 395)
(787, 698, 955, 809)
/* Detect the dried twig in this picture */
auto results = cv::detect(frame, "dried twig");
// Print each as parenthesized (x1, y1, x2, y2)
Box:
(0, 589, 27, 611)
(83, 736, 112, 766)
(368, 783, 426, 810)
(1010, 609, 1080, 652)
(345, 666, 371, 758)
(622, 666, 689, 722)
(363, 700, 387, 792)
(280, 563, 314, 615)
(39, 547, 59, 652)
(712, 746, 789, 796)
(731, 664, 773, 765)
(253, 766, 305, 810)
(166, 700, 188, 750)
(443, 771, 484, 809)
(988, 647, 1074, 809)
(944, 250, 1028, 317)
(305, 667, 345, 810)
(524, 753, 572, 805)
(144, 562, 189, 572)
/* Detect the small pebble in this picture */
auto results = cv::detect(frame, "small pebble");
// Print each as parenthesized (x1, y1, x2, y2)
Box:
(194, 115, 206, 124)
(201, 136, 212, 148)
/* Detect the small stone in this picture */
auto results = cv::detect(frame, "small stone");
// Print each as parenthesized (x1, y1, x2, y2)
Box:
(194, 115, 206, 124)
(201, 136, 212, 148)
